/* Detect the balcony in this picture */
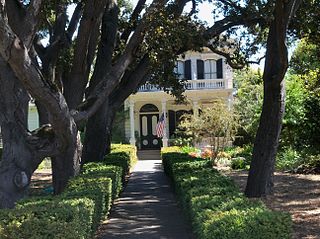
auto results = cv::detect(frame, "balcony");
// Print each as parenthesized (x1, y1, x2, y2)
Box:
(138, 79, 228, 92)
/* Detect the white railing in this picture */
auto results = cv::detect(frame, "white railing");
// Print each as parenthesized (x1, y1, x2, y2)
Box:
(138, 79, 227, 92)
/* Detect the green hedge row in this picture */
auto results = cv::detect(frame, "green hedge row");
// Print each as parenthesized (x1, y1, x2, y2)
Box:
(162, 149, 292, 239)
(104, 144, 137, 180)
(0, 198, 95, 239)
(0, 144, 136, 239)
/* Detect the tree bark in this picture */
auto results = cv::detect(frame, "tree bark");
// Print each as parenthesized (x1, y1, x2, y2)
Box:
(0, 58, 43, 208)
(245, 0, 302, 197)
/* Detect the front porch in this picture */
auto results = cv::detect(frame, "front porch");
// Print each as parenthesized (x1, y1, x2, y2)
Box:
(124, 89, 233, 150)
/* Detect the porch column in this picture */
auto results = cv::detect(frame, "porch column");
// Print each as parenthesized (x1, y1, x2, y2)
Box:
(161, 100, 168, 147)
(193, 100, 199, 118)
(129, 100, 136, 146)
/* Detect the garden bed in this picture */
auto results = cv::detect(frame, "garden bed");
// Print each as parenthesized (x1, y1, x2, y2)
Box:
(224, 170, 320, 239)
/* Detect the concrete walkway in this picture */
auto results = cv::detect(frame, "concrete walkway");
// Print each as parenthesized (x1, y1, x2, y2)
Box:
(97, 157, 195, 239)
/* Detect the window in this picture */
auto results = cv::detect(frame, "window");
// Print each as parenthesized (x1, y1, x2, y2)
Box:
(204, 59, 217, 79)
(175, 61, 185, 79)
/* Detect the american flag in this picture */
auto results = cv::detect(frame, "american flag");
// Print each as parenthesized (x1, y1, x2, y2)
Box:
(156, 113, 165, 138)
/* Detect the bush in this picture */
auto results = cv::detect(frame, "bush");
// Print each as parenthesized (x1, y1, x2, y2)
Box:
(81, 162, 123, 199)
(0, 198, 95, 239)
(64, 176, 112, 233)
(162, 150, 292, 239)
(231, 157, 250, 170)
(276, 147, 302, 171)
(104, 144, 137, 179)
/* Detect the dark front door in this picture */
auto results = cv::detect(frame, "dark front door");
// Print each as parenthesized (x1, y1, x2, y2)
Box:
(140, 114, 161, 149)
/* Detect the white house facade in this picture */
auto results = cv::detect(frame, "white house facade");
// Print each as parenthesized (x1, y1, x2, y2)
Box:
(124, 48, 234, 150)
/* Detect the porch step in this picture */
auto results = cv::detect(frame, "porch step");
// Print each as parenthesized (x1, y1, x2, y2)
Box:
(137, 150, 161, 160)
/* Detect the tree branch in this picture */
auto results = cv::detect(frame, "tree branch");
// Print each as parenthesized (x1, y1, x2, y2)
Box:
(120, 0, 146, 42)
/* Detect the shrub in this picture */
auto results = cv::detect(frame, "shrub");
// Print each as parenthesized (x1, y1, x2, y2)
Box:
(64, 175, 112, 232)
(276, 147, 302, 171)
(231, 157, 250, 170)
(81, 162, 123, 198)
(162, 150, 292, 239)
(104, 144, 137, 179)
(111, 144, 137, 167)
(0, 198, 95, 239)
(295, 154, 320, 174)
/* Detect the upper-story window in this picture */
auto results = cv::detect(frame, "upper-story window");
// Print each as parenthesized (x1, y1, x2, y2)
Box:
(204, 59, 217, 79)
(203, 59, 223, 79)
(175, 60, 191, 80)
(175, 61, 184, 79)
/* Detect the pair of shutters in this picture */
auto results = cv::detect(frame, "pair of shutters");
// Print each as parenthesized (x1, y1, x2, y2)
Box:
(196, 59, 223, 79)
(182, 59, 223, 80)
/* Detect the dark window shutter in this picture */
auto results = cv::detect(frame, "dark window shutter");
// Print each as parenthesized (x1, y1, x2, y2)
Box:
(184, 60, 191, 80)
(217, 59, 223, 79)
(168, 110, 176, 137)
(197, 60, 204, 79)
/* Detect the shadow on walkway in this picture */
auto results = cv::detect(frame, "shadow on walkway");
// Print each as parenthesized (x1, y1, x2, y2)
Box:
(96, 159, 194, 239)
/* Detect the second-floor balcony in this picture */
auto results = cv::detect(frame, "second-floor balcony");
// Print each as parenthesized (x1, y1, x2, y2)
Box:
(138, 79, 231, 92)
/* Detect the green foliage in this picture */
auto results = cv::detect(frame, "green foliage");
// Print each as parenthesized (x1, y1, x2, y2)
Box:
(64, 176, 112, 232)
(276, 147, 302, 171)
(161, 150, 292, 239)
(295, 154, 320, 174)
(281, 74, 307, 147)
(0, 198, 94, 239)
(234, 68, 263, 145)
(143, 7, 206, 99)
(111, 107, 128, 144)
(179, 100, 237, 162)
(81, 163, 123, 199)
(289, 39, 320, 75)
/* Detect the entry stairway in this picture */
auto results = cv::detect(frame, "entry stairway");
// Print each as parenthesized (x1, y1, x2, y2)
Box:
(137, 150, 161, 160)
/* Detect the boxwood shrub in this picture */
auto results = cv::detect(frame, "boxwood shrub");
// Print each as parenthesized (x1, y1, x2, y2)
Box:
(0, 144, 136, 239)
(0, 198, 94, 239)
(162, 148, 292, 239)
(104, 144, 137, 179)
(64, 176, 112, 233)
(81, 162, 123, 199)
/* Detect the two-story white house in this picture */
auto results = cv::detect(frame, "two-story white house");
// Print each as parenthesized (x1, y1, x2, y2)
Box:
(124, 48, 234, 150)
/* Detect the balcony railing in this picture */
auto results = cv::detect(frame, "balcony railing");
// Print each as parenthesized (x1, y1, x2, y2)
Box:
(138, 79, 226, 92)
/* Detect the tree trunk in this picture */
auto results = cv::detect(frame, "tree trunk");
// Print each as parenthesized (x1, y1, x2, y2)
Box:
(245, 0, 301, 197)
(52, 127, 81, 194)
(0, 58, 42, 208)
(82, 100, 115, 163)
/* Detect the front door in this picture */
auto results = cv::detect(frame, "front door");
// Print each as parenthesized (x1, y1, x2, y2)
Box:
(140, 114, 161, 149)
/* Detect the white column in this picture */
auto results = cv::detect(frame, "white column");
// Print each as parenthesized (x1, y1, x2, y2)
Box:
(191, 58, 197, 89)
(161, 100, 168, 147)
(129, 100, 136, 146)
(193, 100, 199, 118)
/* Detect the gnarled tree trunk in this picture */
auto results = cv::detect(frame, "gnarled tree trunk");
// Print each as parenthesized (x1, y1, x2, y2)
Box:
(0, 58, 42, 208)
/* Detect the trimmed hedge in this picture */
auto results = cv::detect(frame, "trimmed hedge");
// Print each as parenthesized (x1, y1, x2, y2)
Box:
(162, 148, 292, 239)
(0, 198, 94, 239)
(81, 163, 123, 199)
(64, 176, 112, 233)
(0, 144, 137, 239)
(104, 144, 137, 179)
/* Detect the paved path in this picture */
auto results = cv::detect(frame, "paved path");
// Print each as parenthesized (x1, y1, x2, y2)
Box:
(97, 158, 195, 239)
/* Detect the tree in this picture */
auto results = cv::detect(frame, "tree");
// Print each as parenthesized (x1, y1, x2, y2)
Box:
(180, 100, 237, 164)
(245, 0, 302, 197)
(0, 0, 270, 208)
